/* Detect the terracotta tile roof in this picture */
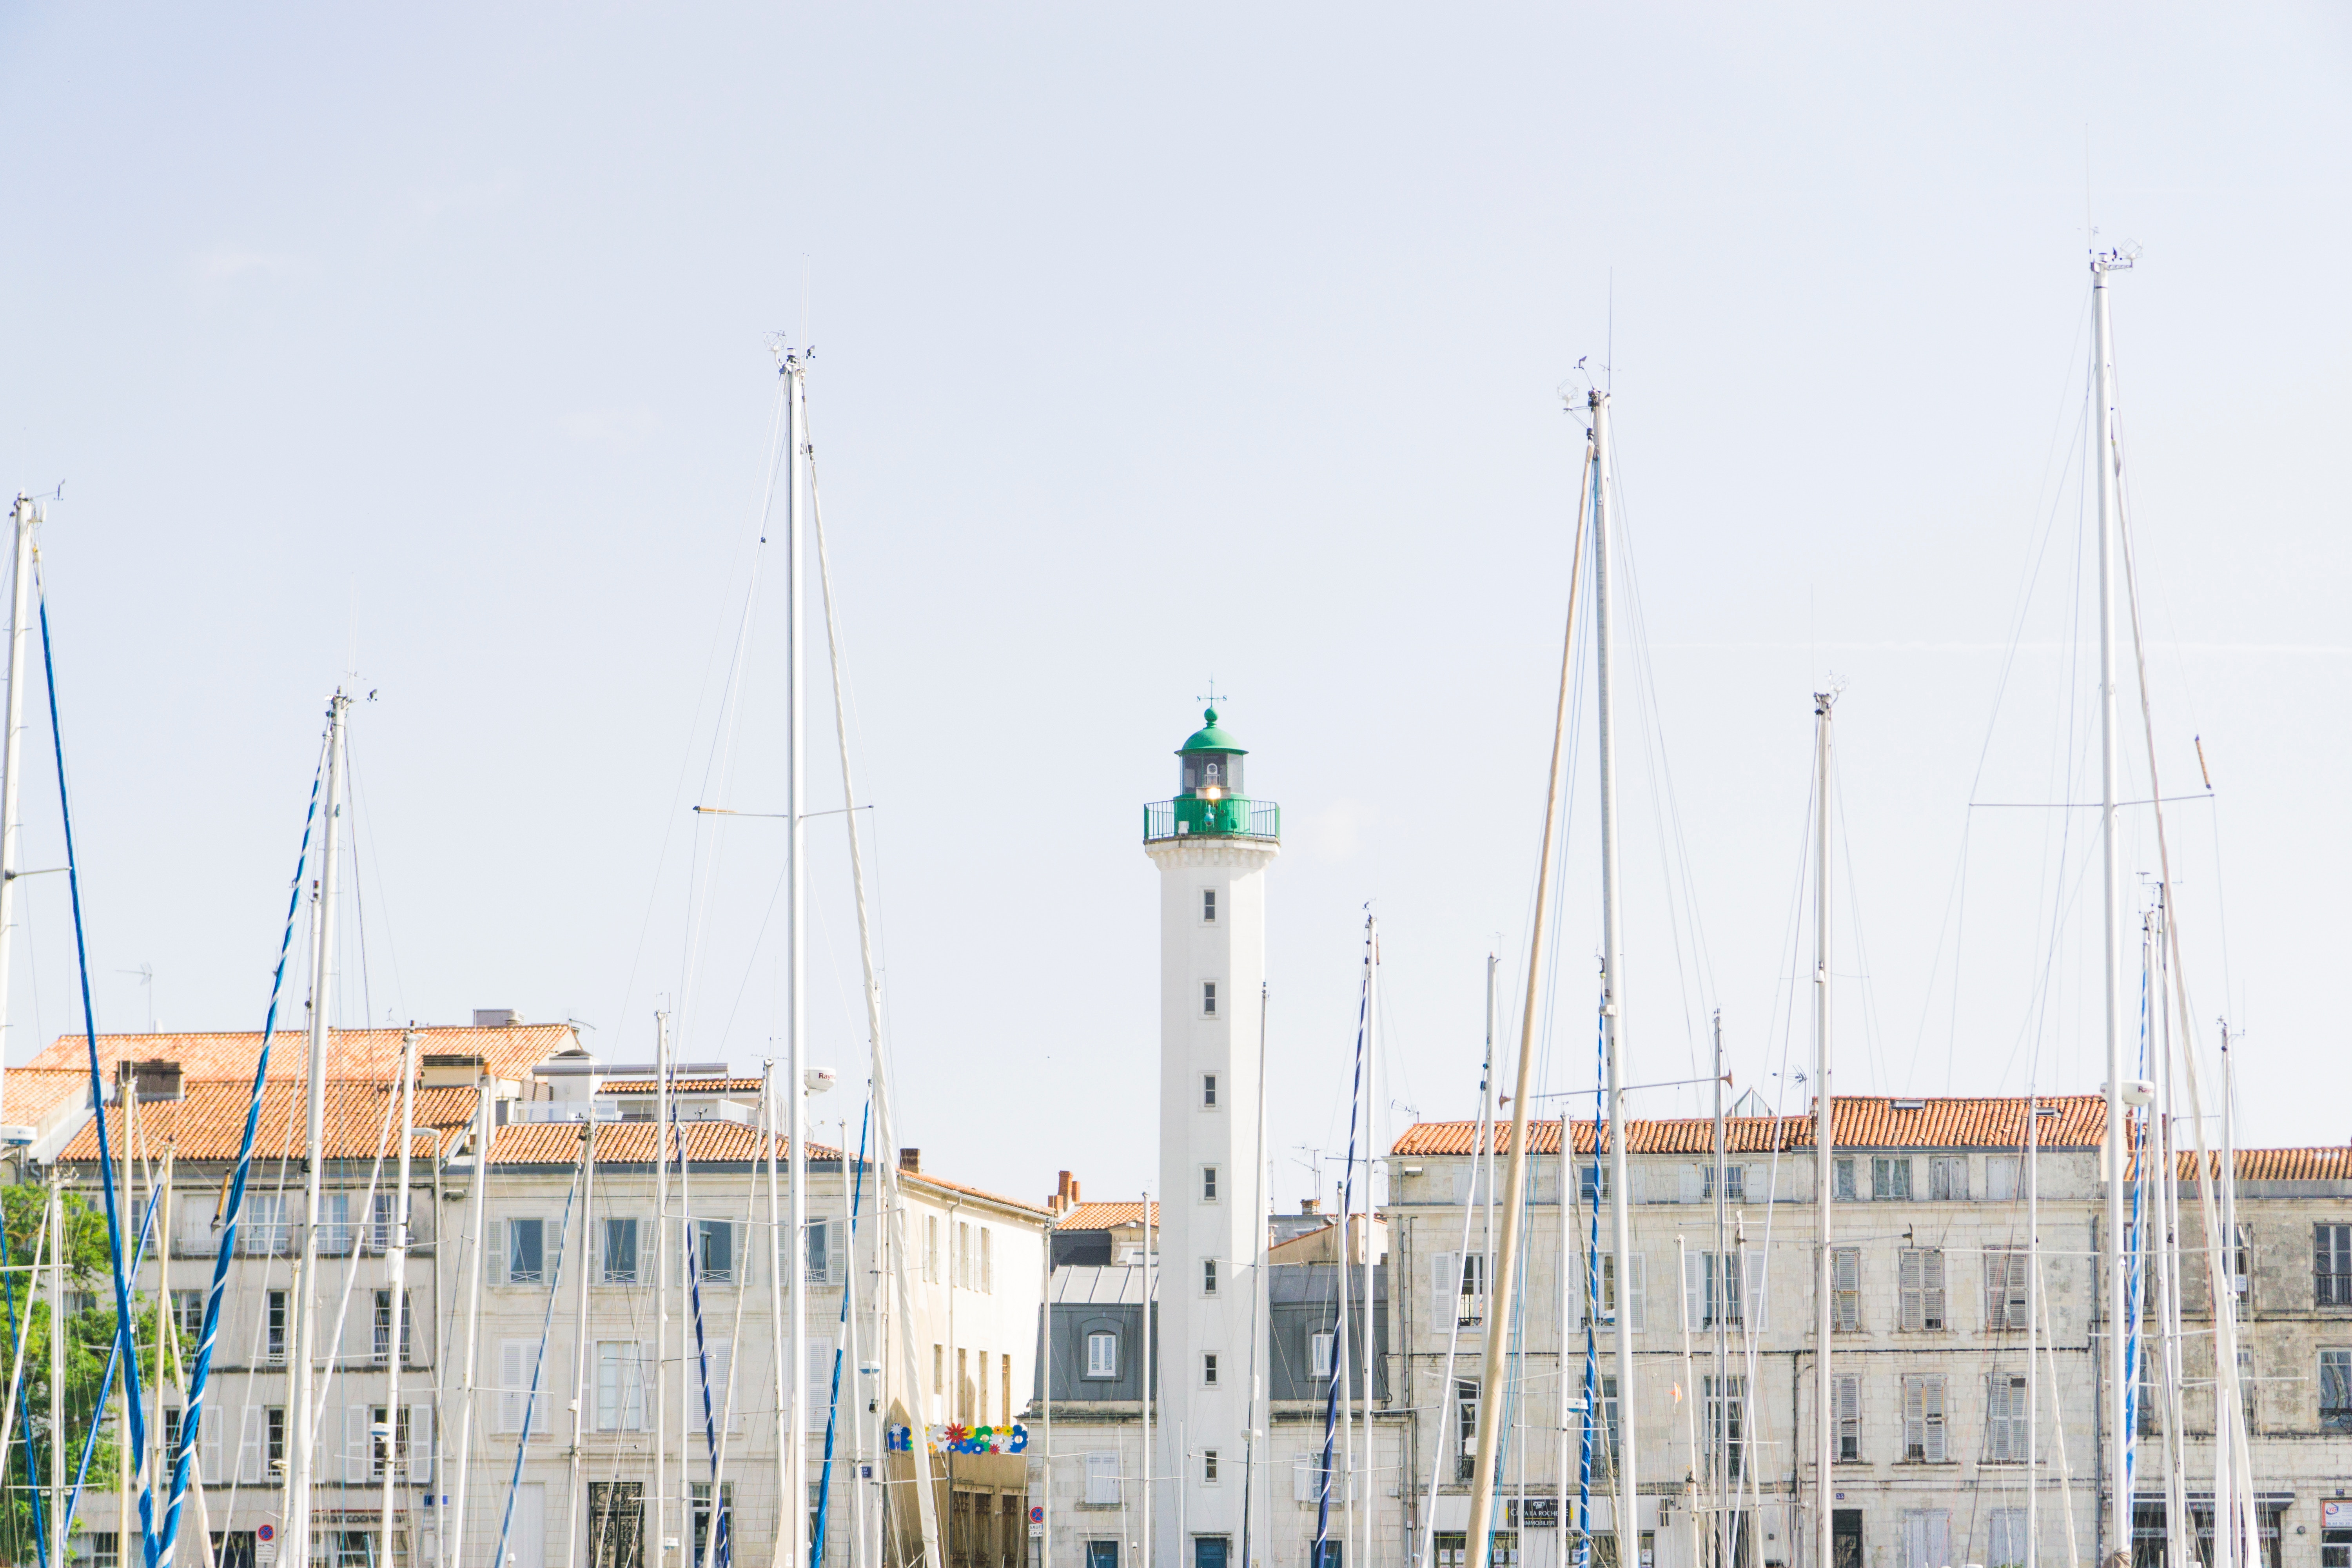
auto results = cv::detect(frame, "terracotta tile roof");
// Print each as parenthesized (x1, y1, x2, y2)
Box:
(1390, 1094, 2112, 1158)
(26, 1025, 572, 1085)
(56, 1081, 478, 1163)
(485, 1121, 838, 1166)
(0, 1069, 93, 1127)
(902, 1169, 1052, 1218)
(1051, 1200, 1158, 1230)
(2158, 1147, 2352, 1182)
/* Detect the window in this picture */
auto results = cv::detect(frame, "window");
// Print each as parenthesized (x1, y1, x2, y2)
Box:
(1682, 1252, 1743, 1328)
(1901, 1375, 1947, 1461)
(1436, 1537, 1467, 1568)
(265, 1407, 286, 1469)
(1833, 1249, 1862, 1332)
(1833, 1158, 1857, 1201)
(242, 1194, 290, 1258)
(508, 1218, 546, 1285)
(1834, 1373, 1861, 1461)
(953, 1223, 970, 1289)
(2238, 1344, 2257, 1430)
(1597, 1374, 1620, 1457)
(1312, 1547, 1343, 1568)
(925, 1216, 941, 1283)
(1452, 1252, 1488, 1325)
(171, 1289, 205, 1340)
(597, 1343, 648, 1431)
(1312, 1332, 1336, 1379)
(601, 1218, 641, 1285)
(1202, 981, 1218, 1018)
(1202, 1449, 1219, 1484)
(365, 1191, 398, 1254)
(2315, 1225, 2351, 1305)
(1203, 1074, 1218, 1108)
(981, 1228, 993, 1294)
(494, 1341, 544, 1434)
(1202, 1352, 1219, 1388)
(1898, 1249, 1947, 1331)
(1087, 1546, 1120, 1568)
(1453, 1380, 1479, 1481)
(1873, 1157, 1912, 1201)
(1989, 1510, 2027, 1568)
(1985, 1248, 2031, 1332)
(2229, 1225, 2252, 1307)
(1202, 889, 1218, 924)
(266, 1292, 288, 1364)
(83, 1535, 118, 1568)
(1590, 1252, 1644, 1329)
(1702, 1375, 1745, 1480)
(1085, 1331, 1118, 1379)
(1696, 1164, 1745, 1203)
(2319, 1350, 2352, 1430)
(1985, 1372, 2027, 1460)
(372, 1290, 413, 1366)
(1985, 1157, 2021, 1201)
(366, 1406, 414, 1479)
(1202, 1258, 1220, 1296)
(2136, 1346, 2161, 1438)
(1929, 1158, 1967, 1201)
(163, 1407, 183, 1460)
(1579, 1163, 1611, 1202)
(316, 1193, 353, 1256)
(700, 1218, 739, 1284)
(1083, 1452, 1121, 1505)
(933, 1344, 944, 1397)
(1201, 1165, 1220, 1203)
(585, 1481, 644, 1568)
(688, 1483, 734, 1568)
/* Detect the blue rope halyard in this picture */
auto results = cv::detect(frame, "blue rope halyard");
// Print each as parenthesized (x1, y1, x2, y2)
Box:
(65, 1183, 166, 1526)
(37, 584, 162, 1568)
(810, 1102, 871, 1568)
(154, 719, 326, 1568)
(1313, 938, 1372, 1568)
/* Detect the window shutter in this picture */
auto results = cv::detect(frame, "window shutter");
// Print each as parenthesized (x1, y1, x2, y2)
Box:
(1925, 1379, 1948, 1462)
(1431, 1253, 1460, 1321)
(1924, 1251, 1947, 1328)
(237, 1408, 262, 1485)
(1679, 1167, 1704, 1204)
(1292, 1456, 1314, 1503)
(1898, 1250, 1922, 1331)
(174, 1195, 219, 1258)
(344, 1407, 370, 1485)
(200, 1413, 223, 1486)
(1837, 1374, 1860, 1421)
(408, 1403, 434, 1483)
(806, 1336, 835, 1430)
(1834, 1249, 1861, 1331)
(1626, 1254, 1646, 1331)
(499, 1340, 528, 1433)
(1743, 1251, 1769, 1332)
(1682, 1252, 1705, 1331)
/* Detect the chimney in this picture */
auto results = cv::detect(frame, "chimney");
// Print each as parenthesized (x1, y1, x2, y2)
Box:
(1299, 1197, 1320, 1215)
(898, 1147, 921, 1174)
(474, 1009, 521, 1028)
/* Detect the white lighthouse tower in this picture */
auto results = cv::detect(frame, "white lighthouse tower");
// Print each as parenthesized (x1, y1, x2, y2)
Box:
(1145, 708, 1279, 1568)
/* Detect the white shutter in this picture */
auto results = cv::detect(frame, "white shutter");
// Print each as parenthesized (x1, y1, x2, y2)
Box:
(1833, 1249, 1862, 1332)
(175, 1194, 219, 1257)
(1924, 1250, 1947, 1329)
(1682, 1252, 1704, 1330)
(344, 1406, 369, 1484)
(1291, 1456, 1313, 1503)
(805, 1335, 835, 1430)
(1743, 1251, 1769, 1332)
(1567, 1252, 1586, 1328)
(1924, 1379, 1947, 1463)
(408, 1403, 434, 1482)
(200, 1410, 223, 1485)
(704, 1339, 737, 1432)
(1626, 1254, 1646, 1331)
(236, 1408, 262, 1484)
(1679, 1167, 1704, 1204)
(488, 1220, 508, 1286)
(1431, 1253, 1461, 1321)
(498, 1341, 528, 1433)
(736, 1221, 757, 1287)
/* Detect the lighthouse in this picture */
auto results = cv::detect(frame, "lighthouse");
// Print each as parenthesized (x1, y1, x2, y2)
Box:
(1144, 708, 1279, 1568)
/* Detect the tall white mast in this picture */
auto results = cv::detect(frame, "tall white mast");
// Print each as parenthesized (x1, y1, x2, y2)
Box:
(2091, 251, 2130, 1568)
(1811, 692, 1835, 1568)
(378, 1030, 421, 1554)
(285, 691, 348, 1568)
(2026, 1087, 2040, 1568)
(1359, 919, 1376, 1568)
(1591, 389, 1639, 1568)
(786, 348, 813, 1568)
(1141, 1182, 1153, 1568)
(449, 1067, 494, 1568)
(655, 1010, 671, 1568)
(0, 496, 37, 1118)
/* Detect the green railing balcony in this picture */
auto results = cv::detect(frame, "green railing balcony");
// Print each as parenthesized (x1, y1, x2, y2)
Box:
(1143, 796, 1281, 843)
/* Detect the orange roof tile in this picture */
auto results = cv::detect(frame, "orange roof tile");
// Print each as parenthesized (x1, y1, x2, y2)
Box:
(0, 1069, 93, 1127)
(56, 1081, 478, 1163)
(27, 1025, 572, 1085)
(485, 1121, 837, 1166)
(1390, 1094, 2112, 1158)
(2157, 1146, 2352, 1182)
(1054, 1200, 1158, 1230)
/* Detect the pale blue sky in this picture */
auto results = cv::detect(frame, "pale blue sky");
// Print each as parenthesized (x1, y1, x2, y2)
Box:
(1, 7, 2346, 1207)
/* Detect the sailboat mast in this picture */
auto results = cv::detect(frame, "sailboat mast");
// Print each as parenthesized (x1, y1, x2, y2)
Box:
(1811, 692, 1834, 1568)
(450, 1067, 494, 1568)
(654, 1011, 671, 1568)
(2092, 252, 2129, 1568)
(2025, 1089, 2040, 1568)
(378, 1029, 421, 1553)
(1591, 388, 1639, 1568)
(0, 496, 36, 1120)
(285, 691, 348, 1568)
(1359, 920, 1376, 1568)
(786, 348, 813, 1568)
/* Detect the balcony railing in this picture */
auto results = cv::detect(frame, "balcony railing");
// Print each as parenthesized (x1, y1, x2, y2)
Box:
(1143, 797, 1280, 843)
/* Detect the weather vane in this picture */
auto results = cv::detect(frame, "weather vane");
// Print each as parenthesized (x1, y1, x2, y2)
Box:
(1196, 676, 1227, 707)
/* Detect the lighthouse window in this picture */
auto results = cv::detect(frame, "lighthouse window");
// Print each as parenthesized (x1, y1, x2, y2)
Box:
(1201, 1165, 1221, 1203)
(1202, 1074, 1218, 1108)
(1202, 889, 1217, 924)
(1201, 1352, 1220, 1387)
(1202, 1258, 1220, 1296)
(1202, 982, 1218, 1018)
